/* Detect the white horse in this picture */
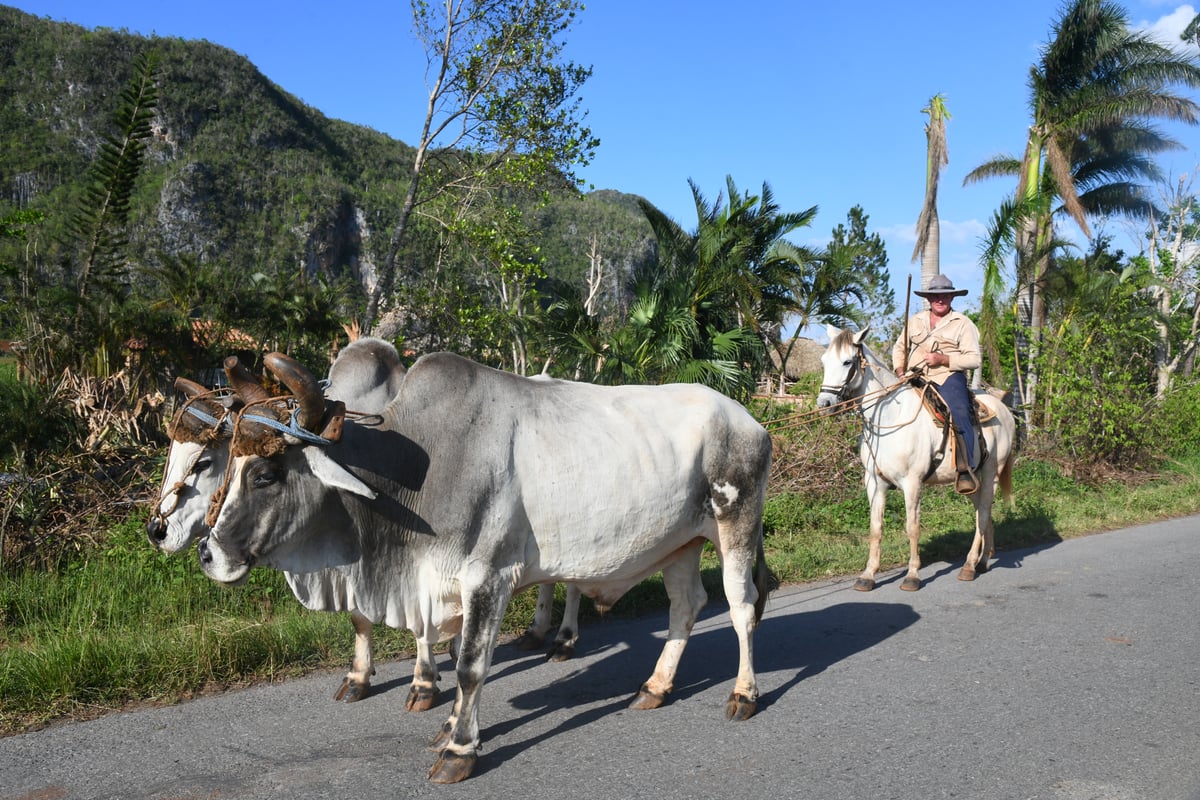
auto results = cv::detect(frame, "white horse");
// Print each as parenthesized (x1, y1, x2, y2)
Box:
(815, 325, 1016, 591)
(147, 339, 583, 711)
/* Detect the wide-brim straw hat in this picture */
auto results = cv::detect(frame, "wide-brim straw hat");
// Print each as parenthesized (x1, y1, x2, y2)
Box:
(914, 274, 968, 298)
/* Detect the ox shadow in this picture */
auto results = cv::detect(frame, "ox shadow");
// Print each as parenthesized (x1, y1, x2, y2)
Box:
(471, 591, 919, 776)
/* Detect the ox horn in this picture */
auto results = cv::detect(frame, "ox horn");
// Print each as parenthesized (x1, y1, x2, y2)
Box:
(263, 352, 326, 432)
(171, 377, 225, 443)
(175, 376, 210, 398)
(223, 356, 271, 406)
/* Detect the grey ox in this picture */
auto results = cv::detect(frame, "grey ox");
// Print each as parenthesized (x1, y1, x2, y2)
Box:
(197, 350, 774, 783)
(148, 339, 584, 712)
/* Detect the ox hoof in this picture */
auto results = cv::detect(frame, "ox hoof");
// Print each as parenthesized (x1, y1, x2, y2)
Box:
(429, 723, 452, 752)
(957, 566, 977, 582)
(547, 641, 576, 662)
(428, 751, 477, 784)
(629, 684, 668, 710)
(899, 576, 922, 592)
(333, 677, 370, 703)
(405, 685, 438, 713)
(724, 692, 757, 721)
(512, 631, 546, 651)
(853, 577, 875, 592)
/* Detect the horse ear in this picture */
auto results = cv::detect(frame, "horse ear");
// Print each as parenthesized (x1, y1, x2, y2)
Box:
(852, 325, 872, 345)
(825, 323, 841, 341)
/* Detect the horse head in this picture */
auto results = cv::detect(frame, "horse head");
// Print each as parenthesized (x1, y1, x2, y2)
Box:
(816, 324, 873, 410)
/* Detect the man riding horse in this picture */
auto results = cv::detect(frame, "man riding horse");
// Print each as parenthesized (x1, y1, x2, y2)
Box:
(892, 273, 981, 495)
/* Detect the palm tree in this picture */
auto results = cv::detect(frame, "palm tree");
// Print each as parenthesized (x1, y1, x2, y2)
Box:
(913, 94, 951, 299)
(964, 0, 1200, 418)
(544, 175, 845, 397)
(639, 176, 824, 350)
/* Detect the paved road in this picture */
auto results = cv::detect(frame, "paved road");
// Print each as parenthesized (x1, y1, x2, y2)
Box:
(3, 516, 1199, 800)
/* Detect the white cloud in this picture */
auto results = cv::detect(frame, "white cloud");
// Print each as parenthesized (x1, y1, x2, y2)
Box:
(1134, 4, 1198, 52)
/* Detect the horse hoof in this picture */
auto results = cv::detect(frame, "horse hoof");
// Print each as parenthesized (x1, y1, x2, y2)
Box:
(428, 751, 477, 784)
(629, 684, 667, 710)
(333, 677, 370, 703)
(724, 692, 757, 721)
(406, 685, 438, 712)
(957, 567, 976, 582)
(976, 560, 990, 574)
(853, 577, 875, 592)
(900, 576, 921, 592)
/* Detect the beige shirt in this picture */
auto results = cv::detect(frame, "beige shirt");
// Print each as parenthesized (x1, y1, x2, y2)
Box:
(892, 309, 981, 385)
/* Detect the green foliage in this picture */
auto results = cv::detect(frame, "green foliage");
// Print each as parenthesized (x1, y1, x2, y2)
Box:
(1154, 378, 1200, 458)
(1035, 264, 1159, 467)
(0, 376, 78, 468)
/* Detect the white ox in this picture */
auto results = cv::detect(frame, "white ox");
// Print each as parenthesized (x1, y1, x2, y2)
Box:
(198, 351, 773, 783)
(148, 339, 583, 712)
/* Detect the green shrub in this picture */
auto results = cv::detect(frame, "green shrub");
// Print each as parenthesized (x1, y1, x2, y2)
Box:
(0, 376, 78, 469)
(1156, 378, 1200, 459)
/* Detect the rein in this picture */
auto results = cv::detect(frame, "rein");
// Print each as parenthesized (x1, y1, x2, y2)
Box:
(762, 349, 913, 432)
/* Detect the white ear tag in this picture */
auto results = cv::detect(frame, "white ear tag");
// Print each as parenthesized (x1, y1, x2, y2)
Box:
(301, 448, 378, 499)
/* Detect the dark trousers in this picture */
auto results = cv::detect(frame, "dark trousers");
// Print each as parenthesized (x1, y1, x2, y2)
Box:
(933, 371, 975, 467)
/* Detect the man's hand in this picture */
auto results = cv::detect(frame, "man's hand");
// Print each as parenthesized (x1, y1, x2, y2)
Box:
(926, 351, 950, 368)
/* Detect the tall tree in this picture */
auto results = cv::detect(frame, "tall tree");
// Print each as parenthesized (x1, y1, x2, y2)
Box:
(912, 93, 950, 299)
(367, 0, 599, 332)
(68, 49, 160, 353)
(964, 0, 1200, 420)
(1143, 174, 1200, 396)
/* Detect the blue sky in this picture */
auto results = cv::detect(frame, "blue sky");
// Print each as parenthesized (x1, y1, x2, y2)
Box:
(9, 0, 1200, 323)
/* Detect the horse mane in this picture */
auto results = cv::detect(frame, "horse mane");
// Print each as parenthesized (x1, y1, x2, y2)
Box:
(837, 328, 892, 376)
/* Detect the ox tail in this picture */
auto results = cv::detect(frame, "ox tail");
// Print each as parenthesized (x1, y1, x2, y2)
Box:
(753, 539, 775, 624)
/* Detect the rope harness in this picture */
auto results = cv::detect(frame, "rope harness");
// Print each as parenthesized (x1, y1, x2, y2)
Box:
(151, 392, 235, 530)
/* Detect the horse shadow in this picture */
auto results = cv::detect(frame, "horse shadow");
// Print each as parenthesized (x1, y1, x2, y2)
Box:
(469, 588, 919, 776)
(917, 502, 1064, 585)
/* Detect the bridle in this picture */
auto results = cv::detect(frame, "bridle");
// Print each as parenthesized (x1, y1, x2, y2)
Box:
(820, 345, 868, 404)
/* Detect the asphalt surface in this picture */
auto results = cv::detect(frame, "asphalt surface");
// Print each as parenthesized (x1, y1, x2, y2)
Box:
(3, 515, 1199, 800)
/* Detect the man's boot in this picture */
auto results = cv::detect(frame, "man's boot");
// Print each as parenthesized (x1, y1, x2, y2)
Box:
(953, 429, 979, 495)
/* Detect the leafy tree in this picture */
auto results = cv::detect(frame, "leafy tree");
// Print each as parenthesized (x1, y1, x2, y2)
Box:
(1142, 174, 1200, 396)
(67, 49, 160, 347)
(964, 0, 1200, 421)
(367, 0, 599, 331)
(912, 93, 950, 297)
(1035, 241, 1160, 467)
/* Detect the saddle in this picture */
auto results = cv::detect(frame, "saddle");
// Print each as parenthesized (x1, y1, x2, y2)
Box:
(908, 376, 992, 477)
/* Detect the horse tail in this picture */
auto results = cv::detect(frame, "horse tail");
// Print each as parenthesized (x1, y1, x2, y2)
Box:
(997, 444, 1016, 508)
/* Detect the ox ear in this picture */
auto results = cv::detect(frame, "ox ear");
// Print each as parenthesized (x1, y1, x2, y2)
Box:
(301, 447, 378, 500)
(852, 325, 871, 345)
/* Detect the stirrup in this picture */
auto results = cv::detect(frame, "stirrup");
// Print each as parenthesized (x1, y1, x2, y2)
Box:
(955, 470, 979, 495)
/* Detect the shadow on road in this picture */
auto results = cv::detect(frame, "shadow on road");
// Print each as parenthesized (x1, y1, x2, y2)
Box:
(466, 588, 919, 776)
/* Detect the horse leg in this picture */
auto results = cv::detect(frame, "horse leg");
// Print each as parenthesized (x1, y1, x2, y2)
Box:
(854, 476, 887, 591)
(959, 467, 997, 582)
(899, 478, 923, 591)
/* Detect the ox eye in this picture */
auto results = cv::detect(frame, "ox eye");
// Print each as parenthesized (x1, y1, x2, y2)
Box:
(252, 468, 280, 489)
